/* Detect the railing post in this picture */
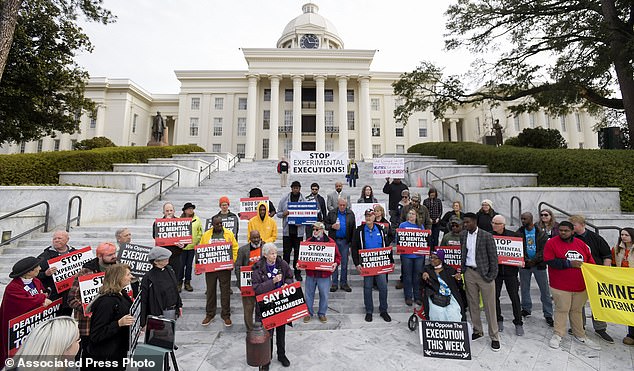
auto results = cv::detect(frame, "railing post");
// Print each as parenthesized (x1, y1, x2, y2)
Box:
(159, 180, 163, 201)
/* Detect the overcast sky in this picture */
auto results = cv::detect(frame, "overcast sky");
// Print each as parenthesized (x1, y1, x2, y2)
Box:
(76, 0, 473, 94)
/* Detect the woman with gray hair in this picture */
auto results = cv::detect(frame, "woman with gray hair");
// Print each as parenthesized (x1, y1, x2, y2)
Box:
(10, 316, 80, 368)
(251, 243, 294, 369)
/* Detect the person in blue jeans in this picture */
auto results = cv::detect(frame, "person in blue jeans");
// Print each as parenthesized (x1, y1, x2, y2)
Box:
(398, 209, 426, 306)
(303, 222, 341, 323)
(325, 198, 355, 293)
(352, 209, 392, 323)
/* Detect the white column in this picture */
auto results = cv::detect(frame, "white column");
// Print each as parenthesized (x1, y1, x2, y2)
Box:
(292, 75, 303, 151)
(269, 75, 280, 159)
(315, 75, 326, 151)
(359, 76, 372, 160)
(245, 74, 259, 161)
(337, 76, 348, 153)
(450, 119, 458, 142)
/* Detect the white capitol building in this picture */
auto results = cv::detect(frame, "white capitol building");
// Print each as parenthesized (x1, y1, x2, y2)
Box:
(3, 3, 599, 158)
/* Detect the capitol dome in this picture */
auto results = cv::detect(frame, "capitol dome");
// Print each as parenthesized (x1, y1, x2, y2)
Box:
(277, 3, 344, 49)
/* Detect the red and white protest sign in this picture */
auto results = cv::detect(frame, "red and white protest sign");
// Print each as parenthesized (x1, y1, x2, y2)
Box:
(396, 229, 430, 255)
(154, 218, 193, 246)
(493, 236, 525, 267)
(296, 241, 336, 271)
(239, 197, 269, 220)
(256, 281, 309, 330)
(49, 246, 94, 293)
(240, 266, 254, 297)
(359, 247, 394, 276)
(8, 298, 62, 357)
(79, 271, 105, 316)
(438, 245, 463, 272)
(195, 242, 234, 274)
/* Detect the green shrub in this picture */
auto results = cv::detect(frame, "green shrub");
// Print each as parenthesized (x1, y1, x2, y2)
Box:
(0, 144, 204, 185)
(73, 136, 116, 150)
(408, 142, 634, 212)
(505, 127, 567, 149)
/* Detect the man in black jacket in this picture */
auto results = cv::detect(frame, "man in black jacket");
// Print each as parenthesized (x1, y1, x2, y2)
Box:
(382, 177, 408, 229)
(325, 198, 356, 292)
(306, 182, 327, 221)
(37, 230, 77, 316)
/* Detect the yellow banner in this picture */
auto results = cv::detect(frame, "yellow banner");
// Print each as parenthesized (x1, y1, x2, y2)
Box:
(581, 264, 634, 326)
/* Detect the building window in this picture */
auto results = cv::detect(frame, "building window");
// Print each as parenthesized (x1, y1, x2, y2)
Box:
(347, 111, 355, 130)
(476, 117, 481, 136)
(190, 117, 199, 136)
(347, 89, 354, 102)
(395, 122, 404, 137)
(396, 144, 405, 154)
(238, 98, 247, 110)
(132, 114, 138, 133)
(284, 138, 292, 157)
(325, 139, 334, 151)
(37, 140, 43, 153)
(348, 140, 355, 159)
(325, 111, 334, 128)
(285, 89, 293, 102)
(560, 115, 567, 132)
(529, 113, 535, 128)
(372, 119, 381, 136)
(371, 98, 380, 111)
(514, 115, 520, 131)
(191, 97, 200, 110)
(89, 117, 96, 129)
(262, 139, 269, 159)
(284, 110, 292, 127)
(70, 139, 77, 150)
(372, 144, 381, 158)
(237, 117, 246, 136)
(19, 142, 26, 153)
(325, 89, 334, 102)
(214, 97, 224, 110)
(263, 89, 271, 102)
(213, 117, 223, 136)
(575, 112, 582, 132)
(54, 139, 60, 151)
(545, 114, 550, 129)
(212, 144, 221, 152)
(235, 144, 245, 159)
(418, 119, 428, 137)
(263, 110, 270, 130)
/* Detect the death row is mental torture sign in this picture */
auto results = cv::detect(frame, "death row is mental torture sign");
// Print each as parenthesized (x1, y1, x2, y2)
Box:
(437, 245, 462, 272)
(296, 241, 337, 271)
(359, 247, 394, 276)
(422, 320, 471, 360)
(49, 246, 94, 293)
(239, 197, 269, 220)
(8, 298, 62, 357)
(396, 229, 430, 255)
(117, 242, 153, 278)
(492, 236, 525, 267)
(257, 281, 309, 330)
(289, 151, 347, 175)
(195, 242, 233, 274)
(154, 218, 193, 246)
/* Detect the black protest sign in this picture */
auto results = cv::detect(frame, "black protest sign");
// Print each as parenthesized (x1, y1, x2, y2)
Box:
(422, 320, 471, 360)
(117, 243, 153, 277)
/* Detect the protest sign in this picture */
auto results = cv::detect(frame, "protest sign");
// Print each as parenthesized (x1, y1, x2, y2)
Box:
(49, 246, 94, 293)
(359, 247, 394, 276)
(7, 298, 62, 357)
(117, 243, 153, 278)
(206, 214, 239, 234)
(79, 272, 105, 316)
(240, 266, 254, 297)
(582, 264, 634, 326)
(373, 157, 405, 179)
(438, 245, 462, 272)
(239, 197, 269, 220)
(195, 242, 233, 274)
(289, 151, 347, 175)
(422, 320, 471, 360)
(154, 218, 193, 246)
(350, 202, 387, 226)
(128, 296, 143, 357)
(287, 202, 319, 225)
(396, 229, 430, 255)
(256, 281, 309, 330)
(492, 236, 525, 267)
(296, 241, 336, 271)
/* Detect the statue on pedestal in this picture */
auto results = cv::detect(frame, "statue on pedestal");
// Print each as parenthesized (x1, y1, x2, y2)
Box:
(492, 119, 504, 146)
(152, 112, 166, 143)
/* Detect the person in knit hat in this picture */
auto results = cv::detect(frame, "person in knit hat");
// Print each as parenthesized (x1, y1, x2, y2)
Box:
(212, 196, 239, 240)
(476, 199, 497, 232)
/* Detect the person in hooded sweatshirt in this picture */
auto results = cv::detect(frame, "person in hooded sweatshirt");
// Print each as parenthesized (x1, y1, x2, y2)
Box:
(248, 201, 278, 243)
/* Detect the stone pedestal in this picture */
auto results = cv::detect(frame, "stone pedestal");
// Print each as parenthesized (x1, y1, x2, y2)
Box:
(147, 127, 170, 146)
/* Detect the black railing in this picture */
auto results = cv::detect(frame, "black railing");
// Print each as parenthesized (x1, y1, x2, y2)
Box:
(510, 196, 522, 226)
(135, 169, 180, 218)
(228, 154, 240, 169)
(424, 170, 466, 208)
(199, 159, 219, 186)
(66, 196, 82, 232)
(0, 201, 50, 247)
(538, 201, 621, 236)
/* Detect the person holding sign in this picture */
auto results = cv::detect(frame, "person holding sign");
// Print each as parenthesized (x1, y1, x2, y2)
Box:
(140, 246, 182, 327)
(277, 180, 307, 282)
(36, 230, 76, 316)
(235, 230, 264, 331)
(398, 209, 427, 306)
(179, 202, 203, 292)
(152, 202, 186, 278)
(199, 216, 239, 327)
(612, 227, 634, 345)
(352, 209, 392, 323)
(251, 243, 294, 369)
(325, 198, 356, 293)
(422, 250, 463, 321)
(213, 196, 240, 237)
(0, 256, 51, 364)
(68, 242, 118, 363)
(302, 222, 341, 324)
(248, 201, 278, 244)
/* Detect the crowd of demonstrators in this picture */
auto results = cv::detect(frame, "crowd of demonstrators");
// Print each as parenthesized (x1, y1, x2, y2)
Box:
(277, 181, 307, 282)
(235, 230, 264, 331)
(537, 208, 559, 238)
(140, 246, 182, 326)
(305, 182, 327, 221)
(475, 199, 497, 232)
(358, 185, 378, 203)
(612, 228, 634, 345)
(398, 209, 426, 307)
(423, 188, 443, 248)
(383, 177, 409, 229)
(248, 201, 278, 244)
(152, 203, 185, 278)
(422, 250, 463, 321)
(439, 200, 464, 234)
(325, 198, 355, 293)
(37, 230, 76, 316)
(347, 160, 359, 187)
(179, 202, 203, 292)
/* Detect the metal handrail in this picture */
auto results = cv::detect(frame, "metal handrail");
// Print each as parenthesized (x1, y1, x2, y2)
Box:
(228, 154, 239, 169)
(424, 169, 466, 209)
(510, 196, 522, 226)
(66, 196, 82, 232)
(538, 201, 622, 235)
(0, 201, 50, 247)
(135, 169, 180, 218)
(198, 159, 219, 186)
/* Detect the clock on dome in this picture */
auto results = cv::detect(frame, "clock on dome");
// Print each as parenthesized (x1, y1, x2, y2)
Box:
(300, 34, 319, 49)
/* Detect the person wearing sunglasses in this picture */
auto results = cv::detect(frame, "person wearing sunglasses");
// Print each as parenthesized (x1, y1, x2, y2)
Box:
(537, 209, 559, 239)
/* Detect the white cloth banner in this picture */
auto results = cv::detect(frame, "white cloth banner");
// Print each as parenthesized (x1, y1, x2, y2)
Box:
(373, 158, 405, 179)
(289, 151, 348, 175)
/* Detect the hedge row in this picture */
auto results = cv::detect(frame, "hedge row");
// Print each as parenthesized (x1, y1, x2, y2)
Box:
(408, 142, 634, 212)
(0, 145, 204, 185)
